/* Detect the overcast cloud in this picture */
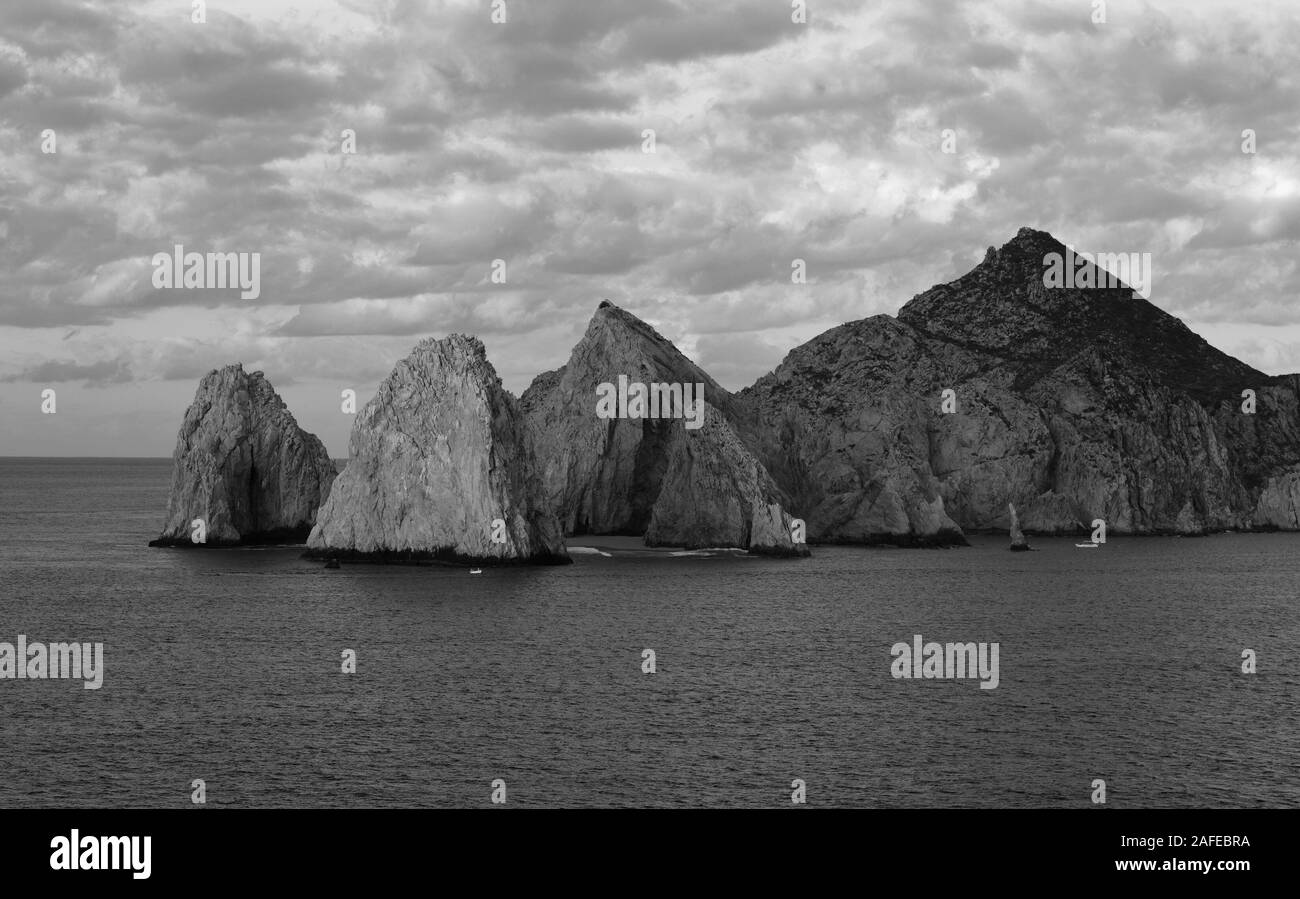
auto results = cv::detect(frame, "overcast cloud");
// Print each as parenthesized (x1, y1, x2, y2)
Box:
(2, 0, 1298, 455)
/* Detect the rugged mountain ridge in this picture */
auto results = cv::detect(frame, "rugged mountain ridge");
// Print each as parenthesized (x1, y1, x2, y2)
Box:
(149, 364, 337, 546)
(738, 227, 1300, 540)
(151, 228, 1300, 554)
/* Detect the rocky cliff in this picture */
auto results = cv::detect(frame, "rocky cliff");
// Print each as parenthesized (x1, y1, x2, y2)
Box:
(149, 364, 337, 546)
(738, 227, 1300, 540)
(306, 335, 569, 565)
(521, 302, 807, 555)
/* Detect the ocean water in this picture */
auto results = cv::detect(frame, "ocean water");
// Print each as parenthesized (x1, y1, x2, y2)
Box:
(1, 457, 1297, 808)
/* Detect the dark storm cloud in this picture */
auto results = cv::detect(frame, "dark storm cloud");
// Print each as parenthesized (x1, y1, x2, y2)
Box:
(274, 290, 577, 337)
(1188, 197, 1300, 250)
(0, 0, 119, 58)
(0, 48, 29, 98)
(616, 2, 800, 63)
(2, 357, 132, 385)
(523, 116, 643, 154)
(956, 89, 1049, 155)
(1015, 3, 1097, 36)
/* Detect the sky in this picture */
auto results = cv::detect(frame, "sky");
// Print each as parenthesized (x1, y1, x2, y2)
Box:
(1, 0, 1298, 457)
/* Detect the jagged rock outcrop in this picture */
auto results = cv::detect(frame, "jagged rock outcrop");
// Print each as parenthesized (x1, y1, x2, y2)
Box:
(306, 335, 569, 565)
(522, 301, 807, 555)
(149, 364, 337, 546)
(739, 227, 1300, 541)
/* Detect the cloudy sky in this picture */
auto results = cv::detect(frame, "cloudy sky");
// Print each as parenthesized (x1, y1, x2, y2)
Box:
(2, 0, 1298, 456)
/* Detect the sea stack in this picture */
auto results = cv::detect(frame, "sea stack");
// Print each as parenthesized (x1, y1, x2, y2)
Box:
(1008, 503, 1031, 552)
(306, 335, 569, 565)
(521, 301, 807, 556)
(149, 365, 337, 546)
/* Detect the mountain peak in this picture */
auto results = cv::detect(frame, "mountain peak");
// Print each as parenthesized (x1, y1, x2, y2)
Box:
(1004, 225, 1059, 248)
(583, 300, 678, 355)
(898, 229, 1262, 402)
(522, 305, 802, 553)
(965, 227, 1066, 273)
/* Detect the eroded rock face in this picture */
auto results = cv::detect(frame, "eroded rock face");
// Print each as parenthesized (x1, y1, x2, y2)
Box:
(739, 228, 1300, 540)
(645, 400, 808, 555)
(306, 335, 569, 565)
(736, 314, 970, 546)
(521, 302, 806, 555)
(150, 365, 337, 546)
(1252, 468, 1300, 528)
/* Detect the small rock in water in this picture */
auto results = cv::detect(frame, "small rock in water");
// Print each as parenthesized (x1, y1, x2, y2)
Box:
(1008, 502, 1033, 552)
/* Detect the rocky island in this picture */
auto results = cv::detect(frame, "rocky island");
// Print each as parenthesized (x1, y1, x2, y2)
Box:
(305, 335, 570, 565)
(149, 364, 337, 546)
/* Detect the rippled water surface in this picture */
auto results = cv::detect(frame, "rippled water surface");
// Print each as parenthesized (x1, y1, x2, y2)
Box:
(2, 458, 1297, 807)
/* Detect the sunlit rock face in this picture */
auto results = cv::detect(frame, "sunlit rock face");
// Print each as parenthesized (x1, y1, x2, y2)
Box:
(307, 335, 569, 565)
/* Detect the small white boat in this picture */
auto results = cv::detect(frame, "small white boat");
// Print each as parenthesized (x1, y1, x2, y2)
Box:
(469, 568, 483, 575)
(1074, 543, 1098, 548)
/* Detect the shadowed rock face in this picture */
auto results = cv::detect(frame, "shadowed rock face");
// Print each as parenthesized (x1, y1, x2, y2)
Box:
(739, 227, 1300, 539)
(150, 365, 337, 546)
(645, 400, 807, 554)
(521, 302, 807, 555)
(737, 315, 970, 546)
(307, 335, 569, 565)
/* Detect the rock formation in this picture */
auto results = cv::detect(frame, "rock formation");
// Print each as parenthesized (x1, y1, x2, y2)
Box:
(738, 227, 1300, 542)
(306, 335, 570, 565)
(521, 301, 807, 556)
(736, 314, 970, 546)
(149, 364, 337, 546)
(1007, 503, 1030, 551)
(644, 399, 805, 554)
(152, 228, 1300, 555)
